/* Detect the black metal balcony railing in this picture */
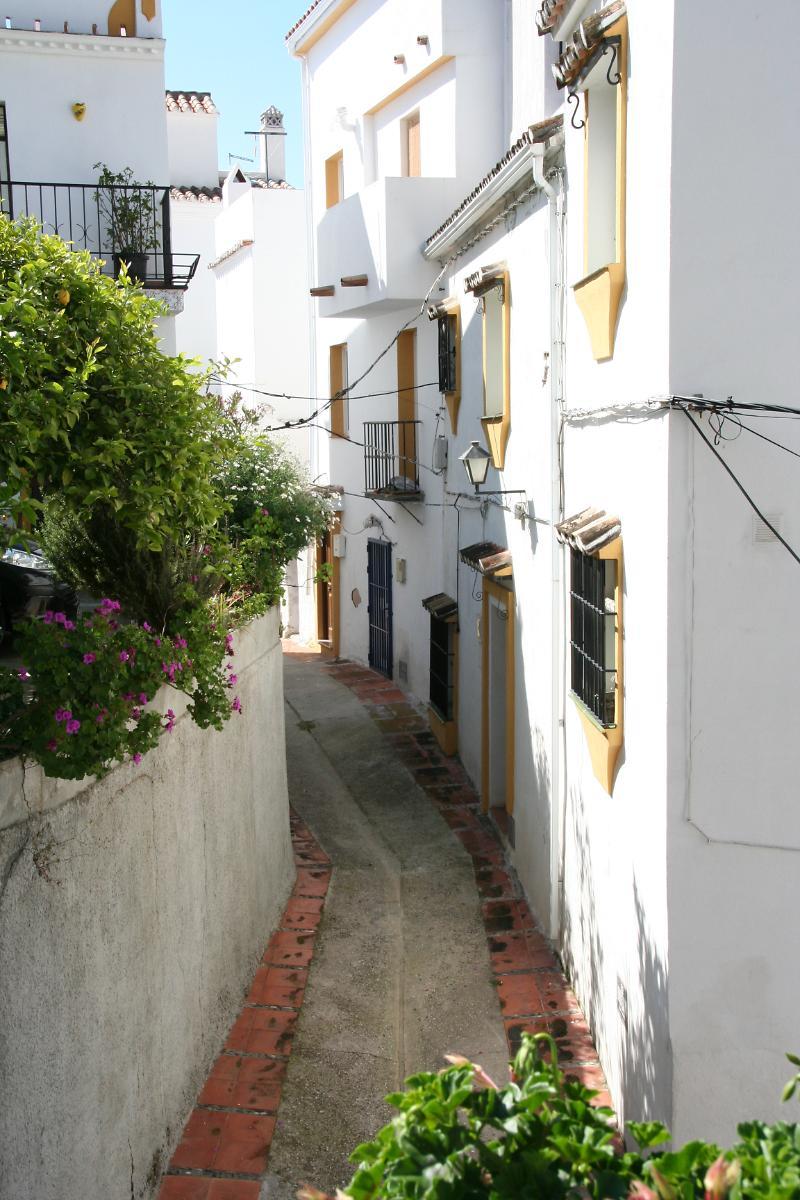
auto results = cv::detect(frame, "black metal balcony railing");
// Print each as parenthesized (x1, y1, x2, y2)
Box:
(0, 181, 199, 289)
(364, 420, 423, 500)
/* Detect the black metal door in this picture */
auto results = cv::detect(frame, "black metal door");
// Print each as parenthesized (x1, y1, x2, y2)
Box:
(367, 539, 393, 678)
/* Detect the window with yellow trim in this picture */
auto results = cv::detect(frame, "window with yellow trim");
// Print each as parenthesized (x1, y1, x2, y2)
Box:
(572, 17, 628, 361)
(329, 343, 348, 437)
(325, 150, 344, 209)
(466, 267, 510, 468)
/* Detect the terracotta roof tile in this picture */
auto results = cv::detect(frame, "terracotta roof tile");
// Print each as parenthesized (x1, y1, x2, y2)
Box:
(285, 0, 325, 41)
(535, 0, 572, 36)
(552, 1, 625, 89)
(165, 90, 218, 115)
(424, 115, 563, 249)
(170, 186, 223, 203)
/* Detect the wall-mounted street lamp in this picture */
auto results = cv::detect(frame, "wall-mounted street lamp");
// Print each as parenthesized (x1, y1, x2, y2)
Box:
(458, 439, 526, 498)
(459, 440, 491, 491)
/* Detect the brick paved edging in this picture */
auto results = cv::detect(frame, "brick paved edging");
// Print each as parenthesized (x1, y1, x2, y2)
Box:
(156, 811, 332, 1200)
(319, 657, 611, 1108)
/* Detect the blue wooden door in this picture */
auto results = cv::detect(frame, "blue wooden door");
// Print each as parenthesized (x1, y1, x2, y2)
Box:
(367, 539, 393, 678)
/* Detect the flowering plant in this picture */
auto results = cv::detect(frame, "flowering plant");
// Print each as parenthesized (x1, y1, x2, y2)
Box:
(0, 599, 240, 779)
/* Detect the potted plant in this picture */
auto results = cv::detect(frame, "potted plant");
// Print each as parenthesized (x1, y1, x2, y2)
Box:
(94, 163, 160, 283)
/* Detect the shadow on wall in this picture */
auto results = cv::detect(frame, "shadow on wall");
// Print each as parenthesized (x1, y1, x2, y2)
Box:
(560, 789, 672, 1130)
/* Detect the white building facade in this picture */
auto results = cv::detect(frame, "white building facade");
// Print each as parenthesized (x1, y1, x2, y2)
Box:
(290, 0, 800, 1146)
(0, 1, 201, 352)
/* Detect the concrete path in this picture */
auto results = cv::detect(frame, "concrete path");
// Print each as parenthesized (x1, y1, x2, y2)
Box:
(156, 650, 606, 1200)
(262, 654, 509, 1198)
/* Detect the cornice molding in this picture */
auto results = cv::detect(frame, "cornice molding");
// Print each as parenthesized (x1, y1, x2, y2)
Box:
(0, 29, 164, 60)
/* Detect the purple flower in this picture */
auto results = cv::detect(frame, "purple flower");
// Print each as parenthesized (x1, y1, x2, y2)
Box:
(83, 653, 96, 665)
(164, 708, 176, 733)
(260, 507, 269, 516)
(46, 739, 57, 752)
(133, 752, 142, 765)
(96, 712, 106, 725)
(17, 667, 30, 681)
(54, 612, 67, 625)
(154, 637, 161, 648)
(122, 692, 134, 702)
(232, 696, 242, 713)
(43, 611, 55, 625)
(65, 718, 81, 735)
(139, 693, 148, 705)
(227, 674, 238, 688)
(131, 707, 142, 721)
(98, 598, 121, 614)
(54, 707, 71, 724)
(142, 622, 152, 632)
(119, 650, 130, 663)
(63, 620, 76, 631)
(174, 636, 188, 650)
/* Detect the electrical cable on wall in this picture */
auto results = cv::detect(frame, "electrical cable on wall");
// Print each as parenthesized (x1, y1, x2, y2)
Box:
(681, 408, 800, 568)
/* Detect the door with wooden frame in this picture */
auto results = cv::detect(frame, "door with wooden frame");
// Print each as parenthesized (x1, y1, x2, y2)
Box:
(404, 111, 421, 178)
(316, 531, 333, 644)
(396, 329, 416, 482)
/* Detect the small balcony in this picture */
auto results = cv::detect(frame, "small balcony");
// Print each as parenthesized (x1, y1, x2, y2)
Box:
(364, 420, 424, 501)
(314, 176, 462, 318)
(0, 180, 199, 289)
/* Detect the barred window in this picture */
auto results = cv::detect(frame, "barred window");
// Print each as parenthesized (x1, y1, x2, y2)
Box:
(569, 548, 617, 727)
(429, 615, 455, 721)
(437, 314, 457, 394)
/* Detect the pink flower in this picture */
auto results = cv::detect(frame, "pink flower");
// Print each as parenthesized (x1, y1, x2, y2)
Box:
(46, 739, 57, 752)
(139, 693, 148, 705)
(260, 507, 269, 516)
(164, 708, 176, 733)
(65, 718, 81, 735)
(154, 637, 161, 648)
(119, 650, 130, 663)
(133, 752, 142, 765)
(63, 619, 76, 631)
(83, 653, 96, 665)
(17, 667, 30, 681)
(227, 674, 238, 687)
(43, 611, 55, 625)
(54, 708, 71, 724)
(174, 636, 188, 649)
(232, 696, 242, 713)
(54, 612, 67, 625)
(142, 622, 152, 632)
(98, 598, 121, 614)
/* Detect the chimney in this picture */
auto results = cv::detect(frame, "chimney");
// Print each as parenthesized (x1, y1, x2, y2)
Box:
(259, 106, 286, 183)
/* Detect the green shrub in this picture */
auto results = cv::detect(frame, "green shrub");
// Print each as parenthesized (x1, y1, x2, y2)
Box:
(300, 1036, 800, 1200)
(0, 216, 228, 549)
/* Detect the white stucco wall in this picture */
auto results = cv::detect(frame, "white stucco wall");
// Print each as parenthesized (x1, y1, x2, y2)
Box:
(167, 108, 219, 190)
(171, 198, 220, 366)
(0, 610, 294, 1200)
(0, 31, 168, 184)
(665, 0, 800, 1146)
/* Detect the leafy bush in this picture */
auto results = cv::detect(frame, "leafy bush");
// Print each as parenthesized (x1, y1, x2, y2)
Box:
(0, 215, 228, 549)
(299, 1036, 800, 1200)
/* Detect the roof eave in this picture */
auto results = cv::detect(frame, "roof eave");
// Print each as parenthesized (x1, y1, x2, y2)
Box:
(422, 132, 563, 262)
(285, 0, 342, 56)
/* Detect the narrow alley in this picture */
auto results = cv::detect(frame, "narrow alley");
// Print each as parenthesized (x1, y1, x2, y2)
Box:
(157, 647, 606, 1200)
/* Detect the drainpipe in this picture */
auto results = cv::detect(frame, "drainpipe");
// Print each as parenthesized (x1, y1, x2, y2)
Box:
(532, 145, 567, 944)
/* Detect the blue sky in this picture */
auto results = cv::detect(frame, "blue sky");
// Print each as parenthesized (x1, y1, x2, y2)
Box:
(163, 0, 306, 186)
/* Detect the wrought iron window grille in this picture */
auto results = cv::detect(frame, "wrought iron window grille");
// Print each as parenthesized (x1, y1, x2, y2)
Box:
(429, 614, 455, 721)
(569, 547, 617, 727)
(437, 314, 457, 394)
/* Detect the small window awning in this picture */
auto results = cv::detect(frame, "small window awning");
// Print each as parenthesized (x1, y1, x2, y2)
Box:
(552, 0, 625, 90)
(555, 508, 621, 554)
(422, 593, 458, 621)
(427, 300, 455, 321)
(464, 263, 506, 298)
(459, 541, 513, 578)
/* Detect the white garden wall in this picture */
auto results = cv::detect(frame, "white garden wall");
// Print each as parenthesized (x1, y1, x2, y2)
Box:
(0, 609, 294, 1200)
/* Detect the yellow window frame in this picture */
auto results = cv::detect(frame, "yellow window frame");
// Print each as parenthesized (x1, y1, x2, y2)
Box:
(571, 535, 624, 794)
(478, 271, 511, 469)
(572, 15, 628, 361)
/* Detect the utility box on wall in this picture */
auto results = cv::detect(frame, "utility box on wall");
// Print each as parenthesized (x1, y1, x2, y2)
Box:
(333, 533, 347, 558)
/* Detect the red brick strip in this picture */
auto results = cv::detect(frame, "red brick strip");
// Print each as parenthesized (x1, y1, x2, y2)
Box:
(157, 813, 332, 1200)
(319, 657, 612, 1108)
